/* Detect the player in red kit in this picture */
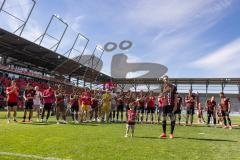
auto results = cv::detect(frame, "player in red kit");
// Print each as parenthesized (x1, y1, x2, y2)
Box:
(116, 91, 124, 123)
(90, 90, 100, 122)
(41, 84, 55, 123)
(219, 92, 232, 129)
(185, 90, 196, 126)
(22, 83, 36, 122)
(146, 91, 155, 124)
(206, 96, 217, 126)
(70, 89, 80, 123)
(6, 80, 19, 123)
(80, 88, 92, 122)
(136, 91, 145, 123)
(174, 92, 182, 125)
(157, 92, 165, 124)
(160, 75, 177, 139)
(55, 85, 67, 124)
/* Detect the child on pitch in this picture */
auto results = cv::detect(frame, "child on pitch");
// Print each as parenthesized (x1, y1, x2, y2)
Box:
(124, 101, 137, 138)
(197, 102, 205, 124)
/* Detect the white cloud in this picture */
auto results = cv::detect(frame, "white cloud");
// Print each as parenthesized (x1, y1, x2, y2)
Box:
(124, 0, 232, 63)
(127, 0, 232, 31)
(191, 38, 240, 73)
(69, 15, 85, 31)
(0, 0, 34, 32)
(0, 0, 237, 78)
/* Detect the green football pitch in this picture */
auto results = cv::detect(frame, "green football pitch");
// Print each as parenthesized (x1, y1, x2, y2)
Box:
(0, 112, 239, 160)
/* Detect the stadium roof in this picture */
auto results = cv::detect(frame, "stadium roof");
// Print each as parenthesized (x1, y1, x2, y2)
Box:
(0, 28, 110, 83)
(113, 78, 240, 85)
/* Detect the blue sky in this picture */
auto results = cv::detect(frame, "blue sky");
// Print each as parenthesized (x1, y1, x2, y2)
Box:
(1, 0, 240, 78)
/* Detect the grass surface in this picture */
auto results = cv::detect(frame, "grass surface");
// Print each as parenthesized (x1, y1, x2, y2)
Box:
(0, 112, 239, 160)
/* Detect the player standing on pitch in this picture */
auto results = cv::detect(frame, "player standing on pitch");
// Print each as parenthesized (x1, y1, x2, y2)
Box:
(136, 90, 145, 123)
(6, 80, 19, 123)
(41, 84, 55, 123)
(22, 83, 35, 123)
(125, 101, 137, 138)
(185, 90, 196, 126)
(174, 92, 182, 126)
(219, 92, 232, 129)
(206, 96, 217, 126)
(160, 75, 177, 139)
(55, 85, 67, 124)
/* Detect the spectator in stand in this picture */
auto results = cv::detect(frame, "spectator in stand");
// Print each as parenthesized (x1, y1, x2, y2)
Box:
(41, 84, 55, 123)
(22, 83, 36, 122)
(33, 86, 43, 122)
(0, 90, 6, 110)
(6, 80, 19, 123)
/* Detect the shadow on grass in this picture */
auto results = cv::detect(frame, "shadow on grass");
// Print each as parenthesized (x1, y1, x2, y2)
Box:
(174, 137, 238, 142)
(135, 136, 238, 142)
(232, 127, 240, 130)
(25, 122, 56, 125)
(68, 123, 99, 126)
(135, 136, 160, 140)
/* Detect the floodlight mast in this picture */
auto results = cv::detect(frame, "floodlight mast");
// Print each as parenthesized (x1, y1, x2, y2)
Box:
(53, 32, 89, 72)
(82, 45, 104, 82)
(0, 0, 6, 12)
(37, 14, 68, 52)
(0, 0, 36, 36)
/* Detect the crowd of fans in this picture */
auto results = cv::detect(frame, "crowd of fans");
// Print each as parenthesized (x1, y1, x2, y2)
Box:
(0, 64, 72, 85)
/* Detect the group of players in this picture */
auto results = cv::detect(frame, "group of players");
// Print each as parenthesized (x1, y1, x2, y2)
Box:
(5, 75, 233, 139)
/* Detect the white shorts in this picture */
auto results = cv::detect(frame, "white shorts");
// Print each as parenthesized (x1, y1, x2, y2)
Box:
(33, 104, 43, 109)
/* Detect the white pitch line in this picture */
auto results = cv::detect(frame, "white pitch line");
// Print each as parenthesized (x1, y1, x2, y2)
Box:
(0, 152, 72, 160)
(198, 133, 205, 135)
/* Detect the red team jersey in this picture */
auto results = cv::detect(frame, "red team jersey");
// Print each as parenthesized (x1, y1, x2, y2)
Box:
(91, 98, 99, 108)
(220, 97, 230, 112)
(162, 83, 177, 106)
(206, 100, 216, 112)
(158, 96, 167, 108)
(146, 96, 155, 108)
(117, 94, 124, 105)
(24, 89, 36, 103)
(55, 91, 65, 104)
(127, 109, 137, 124)
(137, 96, 145, 107)
(81, 92, 91, 105)
(43, 88, 55, 104)
(6, 86, 19, 102)
(185, 95, 195, 108)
